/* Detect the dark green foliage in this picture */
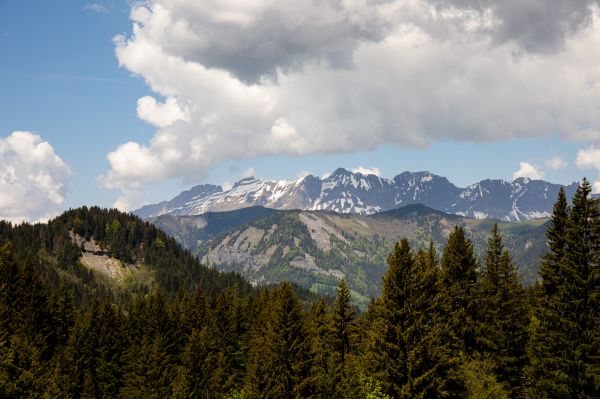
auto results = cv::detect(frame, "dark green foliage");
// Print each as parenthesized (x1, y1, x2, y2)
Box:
(0, 206, 251, 308)
(333, 279, 355, 371)
(367, 239, 449, 398)
(0, 198, 598, 398)
(459, 358, 509, 399)
(245, 283, 314, 398)
(439, 226, 479, 356)
(306, 298, 335, 397)
(477, 224, 530, 397)
(529, 181, 600, 398)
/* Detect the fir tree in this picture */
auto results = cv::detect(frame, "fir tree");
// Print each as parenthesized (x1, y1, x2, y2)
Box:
(245, 283, 313, 399)
(437, 226, 480, 397)
(439, 226, 479, 355)
(307, 298, 335, 398)
(120, 334, 174, 398)
(368, 239, 448, 398)
(333, 278, 355, 373)
(172, 328, 213, 398)
(478, 224, 530, 397)
(529, 181, 600, 397)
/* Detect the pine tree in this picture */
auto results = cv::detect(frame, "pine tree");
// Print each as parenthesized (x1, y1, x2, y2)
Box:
(333, 279, 355, 373)
(205, 290, 247, 395)
(367, 239, 414, 395)
(529, 182, 600, 397)
(0, 243, 52, 397)
(439, 226, 479, 355)
(409, 244, 448, 398)
(562, 179, 600, 396)
(172, 328, 213, 398)
(245, 283, 313, 399)
(528, 187, 569, 396)
(437, 226, 480, 397)
(307, 298, 335, 398)
(120, 334, 174, 398)
(478, 224, 530, 397)
(368, 239, 448, 398)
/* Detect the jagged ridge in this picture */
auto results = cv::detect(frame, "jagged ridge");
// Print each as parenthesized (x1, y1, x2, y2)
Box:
(135, 168, 579, 222)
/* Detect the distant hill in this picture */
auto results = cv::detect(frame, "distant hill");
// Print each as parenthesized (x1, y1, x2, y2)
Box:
(134, 168, 577, 222)
(0, 206, 250, 305)
(152, 204, 549, 308)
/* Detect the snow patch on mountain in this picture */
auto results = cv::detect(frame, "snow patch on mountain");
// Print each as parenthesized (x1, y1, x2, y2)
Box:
(134, 169, 579, 222)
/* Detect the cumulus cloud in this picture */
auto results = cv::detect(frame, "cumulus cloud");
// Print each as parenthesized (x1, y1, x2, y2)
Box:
(575, 146, 600, 192)
(512, 162, 545, 180)
(242, 167, 256, 179)
(103, 0, 600, 209)
(545, 155, 568, 170)
(429, 0, 600, 53)
(124, 0, 387, 83)
(136, 96, 189, 128)
(352, 166, 382, 176)
(0, 132, 70, 222)
(576, 145, 600, 170)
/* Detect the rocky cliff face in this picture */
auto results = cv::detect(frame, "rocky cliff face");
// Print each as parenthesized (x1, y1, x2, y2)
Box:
(135, 168, 578, 222)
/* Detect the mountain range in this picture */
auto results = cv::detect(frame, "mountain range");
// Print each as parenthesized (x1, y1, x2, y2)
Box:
(149, 204, 549, 308)
(134, 168, 578, 222)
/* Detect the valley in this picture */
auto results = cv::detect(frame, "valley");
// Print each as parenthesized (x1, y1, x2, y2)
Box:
(151, 204, 549, 308)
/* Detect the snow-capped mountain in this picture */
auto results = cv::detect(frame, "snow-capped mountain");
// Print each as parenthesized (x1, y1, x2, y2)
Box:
(134, 168, 579, 221)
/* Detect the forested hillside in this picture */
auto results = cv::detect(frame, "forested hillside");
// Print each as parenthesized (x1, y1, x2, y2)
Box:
(0, 206, 249, 306)
(0, 184, 598, 398)
(183, 204, 548, 308)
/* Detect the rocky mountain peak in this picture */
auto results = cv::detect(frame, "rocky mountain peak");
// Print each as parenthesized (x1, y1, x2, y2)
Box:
(134, 169, 578, 221)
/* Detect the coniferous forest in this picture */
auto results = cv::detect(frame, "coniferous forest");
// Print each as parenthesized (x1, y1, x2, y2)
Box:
(0, 181, 598, 398)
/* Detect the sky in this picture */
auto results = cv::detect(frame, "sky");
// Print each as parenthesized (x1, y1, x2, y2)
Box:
(1, 0, 600, 221)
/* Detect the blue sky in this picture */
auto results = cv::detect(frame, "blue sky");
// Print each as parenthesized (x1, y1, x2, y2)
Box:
(1, 0, 599, 221)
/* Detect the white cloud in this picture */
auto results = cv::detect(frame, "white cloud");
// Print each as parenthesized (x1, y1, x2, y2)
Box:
(136, 96, 190, 128)
(576, 145, 600, 170)
(295, 170, 312, 179)
(512, 162, 545, 180)
(545, 155, 568, 170)
(575, 147, 600, 192)
(0, 132, 70, 222)
(221, 181, 233, 191)
(103, 0, 600, 208)
(352, 166, 381, 176)
(242, 167, 256, 179)
(84, 3, 108, 13)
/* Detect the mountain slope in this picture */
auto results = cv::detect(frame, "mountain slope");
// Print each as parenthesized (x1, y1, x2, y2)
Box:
(134, 169, 578, 221)
(0, 206, 250, 305)
(154, 205, 548, 307)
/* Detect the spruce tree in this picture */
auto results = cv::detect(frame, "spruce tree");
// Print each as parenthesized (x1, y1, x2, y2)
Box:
(437, 226, 480, 397)
(172, 328, 213, 398)
(562, 179, 600, 396)
(439, 226, 479, 355)
(368, 239, 447, 398)
(333, 278, 355, 373)
(120, 334, 174, 398)
(529, 182, 600, 397)
(245, 283, 313, 398)
(307, 298, 335, 398)
(478, 224, 529, 397)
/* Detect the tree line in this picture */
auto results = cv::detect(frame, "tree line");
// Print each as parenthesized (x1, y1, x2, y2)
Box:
(0, 182, 598, 397)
